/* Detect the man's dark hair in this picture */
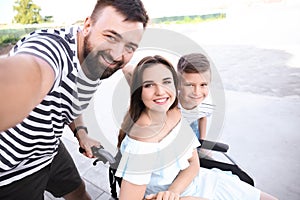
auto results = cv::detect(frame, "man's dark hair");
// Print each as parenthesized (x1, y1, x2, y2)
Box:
(91, 0, 149, 28)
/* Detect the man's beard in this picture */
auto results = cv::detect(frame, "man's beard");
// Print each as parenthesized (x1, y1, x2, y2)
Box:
(82, 36, 124, 80)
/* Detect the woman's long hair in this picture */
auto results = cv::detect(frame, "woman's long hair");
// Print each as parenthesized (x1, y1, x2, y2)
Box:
(117, 55, 179, 147)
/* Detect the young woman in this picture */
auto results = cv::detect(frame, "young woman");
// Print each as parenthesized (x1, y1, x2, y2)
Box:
(115, 55, 277, 200)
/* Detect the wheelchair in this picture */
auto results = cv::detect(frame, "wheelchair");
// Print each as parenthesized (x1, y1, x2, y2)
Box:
(90, 138, 254, 200)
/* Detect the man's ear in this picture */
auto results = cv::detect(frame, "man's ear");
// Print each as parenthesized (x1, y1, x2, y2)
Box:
(82, 17, 92, 36)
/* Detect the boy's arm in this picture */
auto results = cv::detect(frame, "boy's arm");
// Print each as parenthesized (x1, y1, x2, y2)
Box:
(198, 117, 207, 139)
(122, 64, 135, 85)
(0, 54, 54, 131)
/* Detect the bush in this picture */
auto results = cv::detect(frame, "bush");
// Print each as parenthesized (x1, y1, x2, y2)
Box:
(0, 28, 27, 45)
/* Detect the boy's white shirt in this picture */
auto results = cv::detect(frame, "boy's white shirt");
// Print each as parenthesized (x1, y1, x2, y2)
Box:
(179, 94, 214, 125)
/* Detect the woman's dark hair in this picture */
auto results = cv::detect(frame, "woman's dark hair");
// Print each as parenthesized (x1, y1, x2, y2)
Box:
(117, 55, 178, 147)
(91, 0, 149, 28)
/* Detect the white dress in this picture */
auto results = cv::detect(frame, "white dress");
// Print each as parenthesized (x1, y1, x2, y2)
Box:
(115, 119, 260, 200)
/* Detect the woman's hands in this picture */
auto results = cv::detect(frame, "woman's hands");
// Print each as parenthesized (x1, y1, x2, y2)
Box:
(145, 191, 180, 200)
(145, 192, 206, 200)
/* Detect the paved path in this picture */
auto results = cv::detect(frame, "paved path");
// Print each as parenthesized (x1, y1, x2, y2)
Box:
(220, 91, 300, 200)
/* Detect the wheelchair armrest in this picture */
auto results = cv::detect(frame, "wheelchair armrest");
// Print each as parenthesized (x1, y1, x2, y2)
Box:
(199, 139, 229, 153)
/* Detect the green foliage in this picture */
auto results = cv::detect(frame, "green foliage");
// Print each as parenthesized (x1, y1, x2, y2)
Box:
(0, 28, 27, 45)
(13, 0, 43, 24)
(44, 16, 54, 23)
(0, 35, 20, 44)
(0, 25, 61, 46)
(152, 13, 226, 24)
(0, 26, 44, 45)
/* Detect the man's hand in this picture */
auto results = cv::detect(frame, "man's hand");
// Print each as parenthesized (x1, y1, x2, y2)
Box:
(77, 131, 100, 158)
(69, 115, 100, 158)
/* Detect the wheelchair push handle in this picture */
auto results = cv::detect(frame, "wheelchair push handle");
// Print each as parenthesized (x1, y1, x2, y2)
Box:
(79, 146, 116, 165)
(199, 139, 229, 152)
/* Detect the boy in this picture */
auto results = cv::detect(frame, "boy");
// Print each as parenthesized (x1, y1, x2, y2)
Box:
(177, 53, 215, 139)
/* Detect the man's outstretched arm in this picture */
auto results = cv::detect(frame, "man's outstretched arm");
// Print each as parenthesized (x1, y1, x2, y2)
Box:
(0, 54, 55, 131)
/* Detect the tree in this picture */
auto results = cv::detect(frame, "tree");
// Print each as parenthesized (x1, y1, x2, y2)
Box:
(13, 0, 43, 24)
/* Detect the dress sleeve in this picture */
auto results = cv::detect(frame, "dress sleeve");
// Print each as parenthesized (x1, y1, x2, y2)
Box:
(174, 118, 201, 170)
(115, 136, 155, 185)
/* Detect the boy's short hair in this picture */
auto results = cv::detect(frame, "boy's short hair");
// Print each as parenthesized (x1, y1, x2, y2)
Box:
(177, 53, 211, 74)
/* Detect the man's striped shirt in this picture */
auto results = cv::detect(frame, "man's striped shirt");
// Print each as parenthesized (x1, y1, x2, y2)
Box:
(0, 26, 101, 186)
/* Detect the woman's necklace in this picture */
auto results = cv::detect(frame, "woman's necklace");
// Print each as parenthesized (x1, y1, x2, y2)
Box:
(130, 114, 168, 141)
